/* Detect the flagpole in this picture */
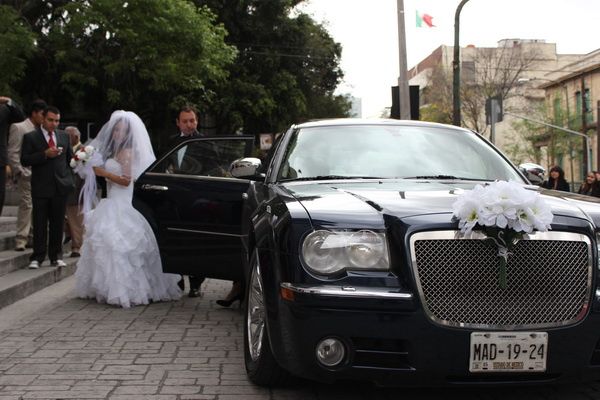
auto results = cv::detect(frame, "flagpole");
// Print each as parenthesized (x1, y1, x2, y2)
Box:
(397, 0, 411, 119)
(452, 0, 470, 126)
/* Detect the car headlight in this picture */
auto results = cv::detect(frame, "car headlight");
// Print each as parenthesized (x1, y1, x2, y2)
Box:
(301, 229, 389, 276)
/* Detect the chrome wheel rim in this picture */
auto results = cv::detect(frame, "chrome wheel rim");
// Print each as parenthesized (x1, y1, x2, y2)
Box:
(247, 252, 265, 361)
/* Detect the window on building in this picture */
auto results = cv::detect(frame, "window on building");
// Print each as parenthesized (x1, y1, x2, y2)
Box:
(575, 91, 582, 118)
(584, 88, 593, 124)
(557, 153, 563, 170)
(461, 61, 475, 84)
(553, 97, 563, 124)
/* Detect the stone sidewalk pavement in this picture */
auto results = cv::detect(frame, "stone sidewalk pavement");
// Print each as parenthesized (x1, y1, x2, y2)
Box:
(0, 277, 599, 400)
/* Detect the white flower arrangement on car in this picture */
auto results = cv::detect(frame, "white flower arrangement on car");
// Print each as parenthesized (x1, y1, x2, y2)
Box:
(451, 180, 553, 289)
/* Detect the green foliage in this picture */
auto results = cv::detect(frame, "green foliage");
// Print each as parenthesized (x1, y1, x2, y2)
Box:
(3, 0, 349, 143)
(419, 104, 452, 124)
(0, 5, 36, 96)
(506, 100, 580, 167)
(418, 65, 452, 124)
(198, 0, 350, 135)
(48, 0, 236, 119)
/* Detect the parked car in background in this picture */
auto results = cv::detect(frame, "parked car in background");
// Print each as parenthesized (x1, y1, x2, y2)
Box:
(519, 162, 546, 186)
(134, 119, 600, 387)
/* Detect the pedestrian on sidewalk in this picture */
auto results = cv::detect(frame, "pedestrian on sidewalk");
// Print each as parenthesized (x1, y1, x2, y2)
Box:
(7, 99, 47, 251)
(542, 165, 570, 192)
(64, 126, 85, 258)
(578, 171, 600, 197)
(0, 96, 25, 216)
(20, 106, 73, 269)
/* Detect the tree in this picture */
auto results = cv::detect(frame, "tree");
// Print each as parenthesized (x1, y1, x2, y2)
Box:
(461, 45, 539, 133)
(507, 97, 582, 170)
(3, 0, 350, 142)
(3, 0, 236, 143)
(52, 0, 236, 138)
(197, 0, 350, 135)
(421, 43, 539, 133)
(419, 65, 453, 124)
(0, 5, 36, 96)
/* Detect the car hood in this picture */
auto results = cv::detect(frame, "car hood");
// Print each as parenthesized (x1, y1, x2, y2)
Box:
(282, 180, 600, 229)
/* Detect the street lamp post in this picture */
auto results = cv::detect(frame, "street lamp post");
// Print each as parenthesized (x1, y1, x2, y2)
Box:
(397, 0, 411, 119)
(505, 111, 593, 174)
(452, 0, 470, 126)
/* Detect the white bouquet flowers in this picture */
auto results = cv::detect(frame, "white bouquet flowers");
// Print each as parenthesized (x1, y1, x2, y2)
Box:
(451, 180, 553, 288)
(452, 180, 553, 235)
(70, 145, 103, 217)
(70, 145, 96, 169)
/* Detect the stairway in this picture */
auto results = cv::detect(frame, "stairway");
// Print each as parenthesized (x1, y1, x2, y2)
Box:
(0, 205, 78, 309)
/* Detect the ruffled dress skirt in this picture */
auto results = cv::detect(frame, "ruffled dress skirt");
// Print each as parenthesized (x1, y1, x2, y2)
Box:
(75, 195, 182, 308)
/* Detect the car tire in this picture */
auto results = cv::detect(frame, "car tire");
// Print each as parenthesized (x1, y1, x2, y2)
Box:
(244, 250, 290, 386)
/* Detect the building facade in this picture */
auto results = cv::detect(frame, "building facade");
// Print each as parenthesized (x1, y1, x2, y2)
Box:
(407, 40, 585, 180)
(538, 49, 600, 185)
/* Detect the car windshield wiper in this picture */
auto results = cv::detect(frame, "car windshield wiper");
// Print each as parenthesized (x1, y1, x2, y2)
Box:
(280, 175, 385, 182)
(402, 175, 489, 181)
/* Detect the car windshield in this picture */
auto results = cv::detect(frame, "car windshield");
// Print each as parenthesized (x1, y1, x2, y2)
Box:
(277, 124, 524, 182)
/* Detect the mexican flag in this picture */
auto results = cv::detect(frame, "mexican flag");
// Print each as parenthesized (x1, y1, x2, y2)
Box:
(416, 11, 435, 27)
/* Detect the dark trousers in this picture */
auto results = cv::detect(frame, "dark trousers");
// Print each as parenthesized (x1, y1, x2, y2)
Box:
(0, 166, 5, 216)
(189, 276, 205, 290)
(31, 195, 67, 262)
(178, 276, 205, 291)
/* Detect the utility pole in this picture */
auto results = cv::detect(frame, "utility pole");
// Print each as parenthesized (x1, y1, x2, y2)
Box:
(397, 0, 411, 119)
(452, 0, 470, 126)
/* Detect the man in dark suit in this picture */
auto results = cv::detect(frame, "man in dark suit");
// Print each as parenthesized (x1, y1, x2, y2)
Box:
(20, 106, 74, 269)
(171, 105, 205, 298)
(0, 96, 25, 216)
(167, 105, 204, 147)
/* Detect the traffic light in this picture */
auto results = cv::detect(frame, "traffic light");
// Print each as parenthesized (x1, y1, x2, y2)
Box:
(485, 96, 503, 125)
(391, 86, 420, 120)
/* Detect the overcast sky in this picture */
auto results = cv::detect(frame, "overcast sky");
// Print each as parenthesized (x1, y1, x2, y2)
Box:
(299, 0, 600, 118)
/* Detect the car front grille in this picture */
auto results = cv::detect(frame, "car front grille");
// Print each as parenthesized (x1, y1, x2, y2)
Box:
(410, 231, 592, 329)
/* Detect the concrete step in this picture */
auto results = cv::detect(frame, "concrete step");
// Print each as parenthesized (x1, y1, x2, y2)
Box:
(0, 248, 32, 277)
(0, 256, 77, 309)
(0, 231, 16, 252)
(1, 205, 17, 217)
(4, 186, 19, 207)
(0, 216, 17, 233)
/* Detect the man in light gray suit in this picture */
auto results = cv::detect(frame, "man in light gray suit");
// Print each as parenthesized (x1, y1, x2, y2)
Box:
(8, 99, 47, 251)
(0, 96, 25, 216)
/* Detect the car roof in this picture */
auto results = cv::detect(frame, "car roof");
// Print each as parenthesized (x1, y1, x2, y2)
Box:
(293, 118, 473, 132)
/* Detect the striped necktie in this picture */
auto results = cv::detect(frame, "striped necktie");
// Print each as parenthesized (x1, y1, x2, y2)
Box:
(48, 131, 56, 148)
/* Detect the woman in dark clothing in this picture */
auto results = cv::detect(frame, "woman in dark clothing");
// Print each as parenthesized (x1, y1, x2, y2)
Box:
(542, 165, 570, 192)
(578, 171, 600, 197)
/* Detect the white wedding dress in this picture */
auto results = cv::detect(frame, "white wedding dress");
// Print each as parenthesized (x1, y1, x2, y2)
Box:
(75, 158, 182, 308)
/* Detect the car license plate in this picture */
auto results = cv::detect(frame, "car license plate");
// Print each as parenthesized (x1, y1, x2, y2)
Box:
(469, 332, 547, 372)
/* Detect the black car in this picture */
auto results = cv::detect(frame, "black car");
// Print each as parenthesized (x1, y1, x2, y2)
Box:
(134, 119, 600, 387)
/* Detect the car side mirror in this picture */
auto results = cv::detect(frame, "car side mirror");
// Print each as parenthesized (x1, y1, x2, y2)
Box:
(230, 157, 262, 179)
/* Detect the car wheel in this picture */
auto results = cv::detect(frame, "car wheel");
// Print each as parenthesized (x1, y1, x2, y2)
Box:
(244, 250, 290, 386)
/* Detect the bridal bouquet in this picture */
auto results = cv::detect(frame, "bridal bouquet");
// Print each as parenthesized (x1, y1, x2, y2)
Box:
(451, 180, 553, 288)
(69, 144, 103, 217)
(70, 145, 97, 169)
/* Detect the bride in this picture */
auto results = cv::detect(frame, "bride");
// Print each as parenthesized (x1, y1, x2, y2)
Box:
(75, 110, 182, 308)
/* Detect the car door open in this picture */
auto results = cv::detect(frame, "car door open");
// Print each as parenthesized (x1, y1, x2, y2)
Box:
(133, 136, 255, 281)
